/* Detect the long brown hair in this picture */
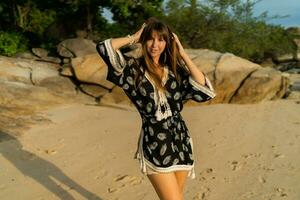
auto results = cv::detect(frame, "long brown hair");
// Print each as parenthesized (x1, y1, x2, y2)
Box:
(133, 17, 183, 92)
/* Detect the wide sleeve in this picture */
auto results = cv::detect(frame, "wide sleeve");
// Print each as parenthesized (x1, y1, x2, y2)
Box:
(178, 64, 216, 103)
(96, 38, 131, 87)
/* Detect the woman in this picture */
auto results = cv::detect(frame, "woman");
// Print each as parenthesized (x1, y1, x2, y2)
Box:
(96, 17, 216, 200)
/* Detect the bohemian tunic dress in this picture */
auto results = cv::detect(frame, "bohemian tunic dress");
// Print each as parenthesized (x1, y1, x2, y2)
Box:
(96, 39, 216, 179)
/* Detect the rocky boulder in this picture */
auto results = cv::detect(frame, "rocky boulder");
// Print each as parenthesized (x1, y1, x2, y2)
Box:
(0, 56, 92, 136)
(184, 49, 290, 105)
(57, 38, 97, 58)
(70, 54, 114, 89)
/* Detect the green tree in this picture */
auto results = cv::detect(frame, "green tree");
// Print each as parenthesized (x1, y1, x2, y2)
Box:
(164, 0, 297, 62)
(107, 0, 164, 32)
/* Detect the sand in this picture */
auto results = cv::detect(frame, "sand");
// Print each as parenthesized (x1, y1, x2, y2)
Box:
(0, 99, 299, 200)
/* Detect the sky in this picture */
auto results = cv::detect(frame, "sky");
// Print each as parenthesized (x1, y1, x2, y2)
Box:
(103, 0, 300, 28)
(250, 0, 300, 27)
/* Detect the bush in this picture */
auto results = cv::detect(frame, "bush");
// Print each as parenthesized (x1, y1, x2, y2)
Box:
(0, 31, 28, 56)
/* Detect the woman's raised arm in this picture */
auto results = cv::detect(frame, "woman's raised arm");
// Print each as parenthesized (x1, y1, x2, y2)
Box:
(172, 32, 206, 86)
(110, 23, 146, 50)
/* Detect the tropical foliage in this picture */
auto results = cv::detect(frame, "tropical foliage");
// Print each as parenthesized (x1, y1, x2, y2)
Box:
(0, 0, 297, 62)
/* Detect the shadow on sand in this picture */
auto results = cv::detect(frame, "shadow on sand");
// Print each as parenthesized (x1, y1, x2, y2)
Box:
(0, 131, 103, 200)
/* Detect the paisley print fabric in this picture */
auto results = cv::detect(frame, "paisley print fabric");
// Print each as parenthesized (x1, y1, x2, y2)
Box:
(96, 39, 216, 179)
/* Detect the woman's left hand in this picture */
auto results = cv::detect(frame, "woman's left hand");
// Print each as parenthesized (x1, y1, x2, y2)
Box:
(172, 32, 185, 56)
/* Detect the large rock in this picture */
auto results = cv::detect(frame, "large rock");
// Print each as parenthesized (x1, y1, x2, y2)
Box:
(185, 48, 222, 74)
(0, 56, 93, 135)
(0, 56, 72, 91)
(214, 53, 260, 103)
(184, 50, 290, 104)
(0, 79, 72, 109)
(101, 86, 131, 105)
(32, 48, 49, 58)
(0, 78, 75, 136)
(0, 58, 31, 84)
(231, 67, 290, 103)
(0, 56, 89, 104)
(36, 56, 61, 64)
(15, 52, 39, 60)
(77, 84, 108, 99)
(57, 38, 97, 58)
(70, 53, 114, 89)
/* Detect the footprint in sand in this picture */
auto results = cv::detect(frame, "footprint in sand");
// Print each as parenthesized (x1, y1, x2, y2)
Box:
(114, 174, 143, 187)
(230, 160, 245, 171)
(44, 149, 57, 155)
(265, 187, 289, 199)
(198, 168, 215, 181)
(259, 164, 275, 172)
(107, 175, 143, 193)
(258, 175, 266, 183)
(274, 187, 288, 197)
(107, 187, 119, 193)
(192, 186, 211, 200)
(274, 153, 285, 158)
(241, 152, 262, 159)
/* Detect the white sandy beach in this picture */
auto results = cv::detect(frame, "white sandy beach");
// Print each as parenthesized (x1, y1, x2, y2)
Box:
(0, 99, 299, 200)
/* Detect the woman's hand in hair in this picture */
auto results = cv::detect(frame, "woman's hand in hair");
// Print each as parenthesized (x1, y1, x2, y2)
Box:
(172, 32, 185, 56)
(172, 33, 206, 85)
(110, 23, 146, 50)
(132, 23, 146, 43)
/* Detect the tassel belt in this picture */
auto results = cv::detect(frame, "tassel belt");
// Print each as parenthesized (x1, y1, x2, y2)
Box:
(141, 110, 182, 124)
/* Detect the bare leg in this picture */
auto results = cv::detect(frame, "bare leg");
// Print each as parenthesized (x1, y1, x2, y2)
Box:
(174, 170, 189, 197)
(147, 172, 183, 200)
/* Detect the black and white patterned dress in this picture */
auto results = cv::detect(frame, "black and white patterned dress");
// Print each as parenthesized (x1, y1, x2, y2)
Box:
(96, 39, 216, 179)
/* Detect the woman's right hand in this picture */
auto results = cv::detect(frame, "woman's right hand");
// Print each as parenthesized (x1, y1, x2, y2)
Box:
(172, 32, 185, 56)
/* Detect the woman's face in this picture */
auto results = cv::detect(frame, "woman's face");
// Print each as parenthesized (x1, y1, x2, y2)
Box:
(146, 30, 166, 63)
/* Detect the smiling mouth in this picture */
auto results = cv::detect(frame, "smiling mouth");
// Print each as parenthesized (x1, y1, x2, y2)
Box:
(150, 49, 158, 53)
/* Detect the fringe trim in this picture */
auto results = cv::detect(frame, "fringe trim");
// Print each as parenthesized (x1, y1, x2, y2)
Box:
(104, 39, 127, 75)
(144, 66, 172, 121)
(188, 75, 216, 98)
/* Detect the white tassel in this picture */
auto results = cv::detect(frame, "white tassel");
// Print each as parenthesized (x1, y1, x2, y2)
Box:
(144, 66, 172, 121)
(154, 89, 172, 121)
(188, 167, 196, 179)
(136, 129, 148, 175)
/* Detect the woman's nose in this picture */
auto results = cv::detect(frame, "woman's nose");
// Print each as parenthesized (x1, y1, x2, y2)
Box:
(151, 39, 158, 47)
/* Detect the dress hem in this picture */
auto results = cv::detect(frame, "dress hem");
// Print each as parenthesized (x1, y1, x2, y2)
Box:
(134, 151, 196, 179)
(134, 128, 196, 179)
